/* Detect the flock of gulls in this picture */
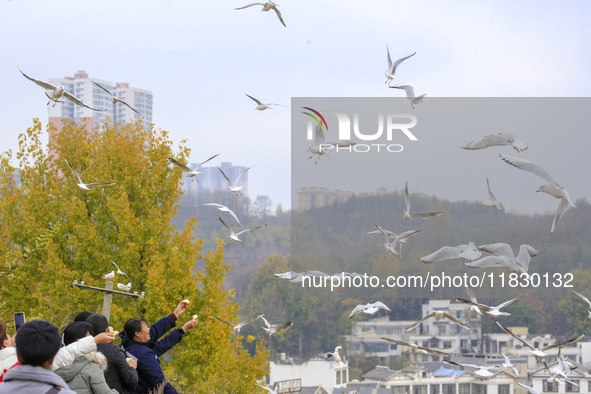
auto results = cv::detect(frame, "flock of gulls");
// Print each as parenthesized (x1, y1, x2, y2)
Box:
(6, 7, 583, 391)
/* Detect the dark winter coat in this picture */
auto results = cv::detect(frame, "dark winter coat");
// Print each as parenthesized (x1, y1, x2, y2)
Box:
(97, 343, 138, 393)
(124, 315, 184, 394)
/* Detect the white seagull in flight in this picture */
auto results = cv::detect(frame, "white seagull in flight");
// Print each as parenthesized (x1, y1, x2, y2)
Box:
(260, 315, 293, 337)
(235, 1, 286, 27)
(65, 159, 116, 190)
(307, 125, 356, 165)
(477, 178, 502, 213)
(465, 243, 538, 275)
(403, 181, 442, 220)
(112, 262, 130, 279)
(390, 84, 426, 109)
(168, 154, 220, 182)
(454, 295, 522, 318)
(19, 68, 104, 111)
(384, 47, 416, 85)
(218, 165, 254, 196)
(500, 154, 576, 233)
(90, 80, 143, 117)
(573, 290, 591, 320)
(348, 301, 391, 319)
(210, 312, 264, 334)
(244, 94, 284, 111)
(218, 216, 265, 246)
(461, 133, 528, 153)
(420, 242, 481, 264)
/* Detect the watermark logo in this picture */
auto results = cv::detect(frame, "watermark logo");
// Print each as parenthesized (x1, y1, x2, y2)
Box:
(303, 108, 418, 154)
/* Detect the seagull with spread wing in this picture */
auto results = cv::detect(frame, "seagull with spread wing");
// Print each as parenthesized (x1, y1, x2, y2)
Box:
(405, 311, 471, 332)
(573, 290, 591, 320)
(466, 243, 538, 275)
(403, 181, 442, 220)
(477, 177, 502, 213)
(454, 295, 521, 319)
(20, 68, 104, 111)
(235, 1, 286, 27)
(496, 320, 585, 360)
(444, 360, 500, 380)
(260, 315, 293, 337)
(112, 262, 130, 279)
(244, 93, 284, 111)
(64, 159, 116, 190)
(348, 301, 391, 319)
(318, 345, 344, 368)
(420, 242, 482, 264)
(390, 84, 426, 109)
(307, 125, 356, 165)
(218, 165, 254, 196)
(380, 337, 448, 355)
(461, 133, 528, 153)
(218, 216, 265, 247)
(90, 80, 142, 117)
(168, 154, 220, 182)
(211, 312, 264, 334)
(384, 47, 416, 85)
(500, 154, 576, 234)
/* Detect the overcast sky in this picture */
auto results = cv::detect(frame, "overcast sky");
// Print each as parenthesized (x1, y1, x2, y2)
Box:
(1, 0, 590, 214)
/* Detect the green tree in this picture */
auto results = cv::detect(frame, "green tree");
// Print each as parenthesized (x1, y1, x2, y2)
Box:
(0, 119, 268, 391)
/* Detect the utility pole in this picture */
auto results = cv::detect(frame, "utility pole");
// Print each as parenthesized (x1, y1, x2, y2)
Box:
(72, 280, 145, 320)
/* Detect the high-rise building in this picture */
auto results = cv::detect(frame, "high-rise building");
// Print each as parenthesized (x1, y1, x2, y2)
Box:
(47, 70, 153, 140)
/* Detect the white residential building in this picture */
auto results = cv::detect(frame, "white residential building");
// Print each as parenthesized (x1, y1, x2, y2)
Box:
(269, 357, 349, 393)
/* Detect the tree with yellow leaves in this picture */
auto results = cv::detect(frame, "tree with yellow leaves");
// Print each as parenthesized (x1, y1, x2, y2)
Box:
(0, 119, 268, 391)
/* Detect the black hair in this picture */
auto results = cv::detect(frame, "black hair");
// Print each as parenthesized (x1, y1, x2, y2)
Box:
(122, 317, 148, 348)
(16, 320, 61, 366)
(62, 321, 93, 346)
(86, 313, 109, 336)
(74, 311, 93, 322)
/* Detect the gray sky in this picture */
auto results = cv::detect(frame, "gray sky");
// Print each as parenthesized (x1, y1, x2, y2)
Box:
(1, 0, 590, 213)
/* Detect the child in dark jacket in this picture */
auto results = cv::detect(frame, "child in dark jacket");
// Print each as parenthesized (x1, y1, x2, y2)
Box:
(121, 300, 198, 394)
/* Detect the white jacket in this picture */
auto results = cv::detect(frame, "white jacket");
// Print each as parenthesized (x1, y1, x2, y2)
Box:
(52, 335, 97, 371)
(0, 335, 96, 376)
(0, 347, 17, 376)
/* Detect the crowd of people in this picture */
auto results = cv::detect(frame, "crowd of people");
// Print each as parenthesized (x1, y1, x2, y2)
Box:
(0, 300, 198, 393)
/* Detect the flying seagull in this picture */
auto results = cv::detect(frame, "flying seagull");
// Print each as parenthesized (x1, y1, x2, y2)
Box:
(348, 301, 391, 319)
(90, 80, 143, 117)
(405, 311, 471, 332)
(403, 181, 442, 220)
(380, 337, 448, 355)
(454, 295, 521, 319)
(501, 353, 520, 376)
(218, 165, 254, 196)
(235, 1, 286, 27)
(319, 346, 344, 368)
(64, 159, 116, 190)
(496, 320, 585, 360)
(500, 154, 576, 233)
(461, 133, 528, 153)
(384, 47, 416, 85)
(477, 178, 502, 212)
(244, 94, 284, 111)
(307, 125, 356, 165)
(444, 360, 500, 380)
(572, 290, 591, 320)
(195, 203, 243, 228)
(517, 382, 540, 394)
(260, 315, 293, 337)
(465, 243, 538, 275)
(112, 262, 130, 279)
(218, 216, 265, 246)
(420, 242, 482, 264)
(390, 84, 426, 109)
(19, 68, 104, 111)
(210, 312, 264, 334)
(167, 154, 220, 182)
